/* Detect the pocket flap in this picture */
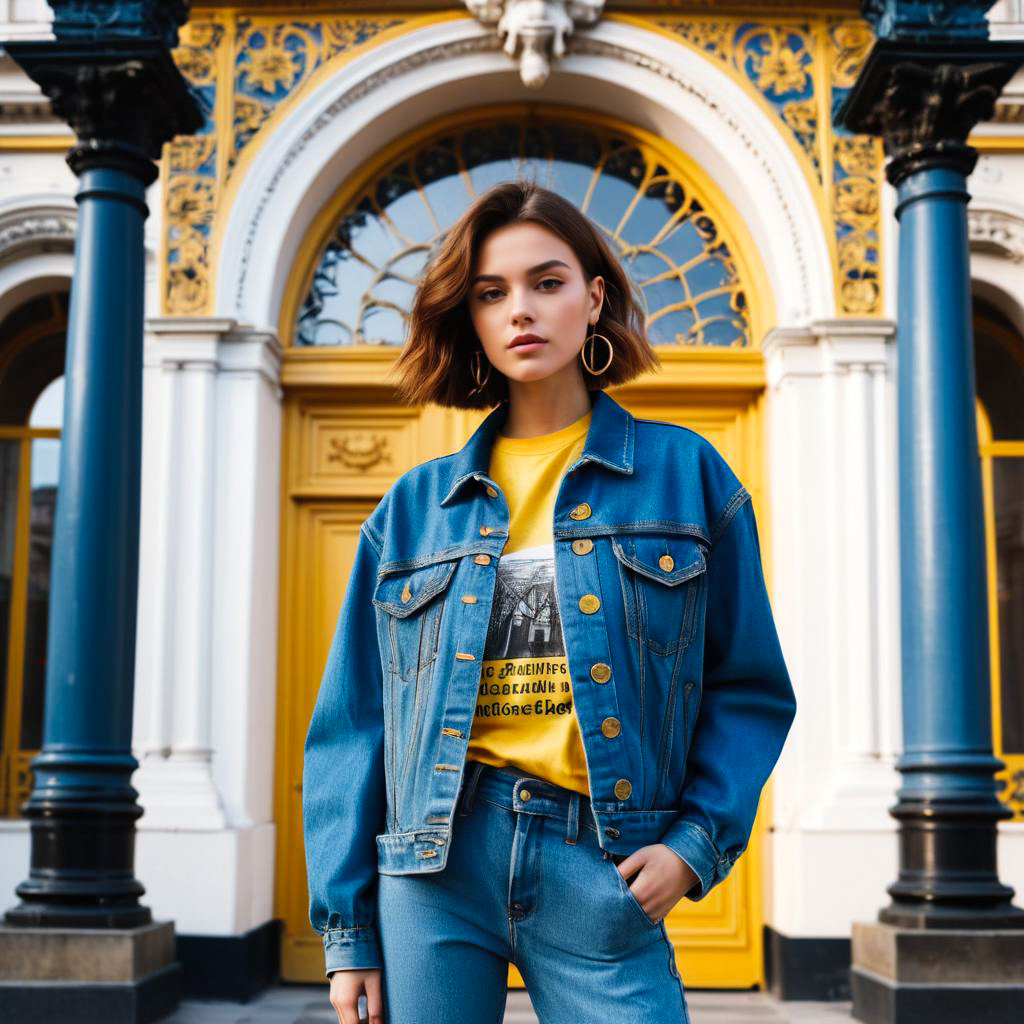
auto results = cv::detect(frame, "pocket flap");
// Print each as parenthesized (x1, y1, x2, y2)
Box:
(611, 535, 706, 586)
(373, 560, 458, 618)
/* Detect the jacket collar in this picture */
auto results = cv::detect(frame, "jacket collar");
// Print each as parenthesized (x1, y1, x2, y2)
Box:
(439, 389, 635, 507)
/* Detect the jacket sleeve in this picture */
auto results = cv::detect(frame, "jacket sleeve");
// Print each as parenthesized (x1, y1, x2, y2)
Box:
(659, 492, 796, 900)
(303, 520, 388, 974)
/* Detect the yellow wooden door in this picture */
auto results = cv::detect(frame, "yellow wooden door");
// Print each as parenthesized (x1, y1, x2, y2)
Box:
(276, 351, 769, 988)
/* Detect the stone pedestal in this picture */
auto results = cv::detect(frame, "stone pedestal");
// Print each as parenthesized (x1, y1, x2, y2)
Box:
(851, 921, 1024, 1024)
(0, 921, 181, 1023)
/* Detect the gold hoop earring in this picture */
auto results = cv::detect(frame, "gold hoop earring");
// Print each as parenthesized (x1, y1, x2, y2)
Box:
(469, 347, 492, 395)
(581, 330, 613, 376)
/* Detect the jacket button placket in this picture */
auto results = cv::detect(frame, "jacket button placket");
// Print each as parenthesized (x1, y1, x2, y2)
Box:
(557, 524, 627, 814)
(444, 485, 506, 811)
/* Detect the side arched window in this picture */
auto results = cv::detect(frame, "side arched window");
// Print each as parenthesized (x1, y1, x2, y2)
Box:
(975, 298, 1024, 822)
(0, 292, 67, 817)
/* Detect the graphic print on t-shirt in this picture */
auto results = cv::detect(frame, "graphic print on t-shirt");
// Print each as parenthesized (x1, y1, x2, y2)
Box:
(475, 543, 575, 726)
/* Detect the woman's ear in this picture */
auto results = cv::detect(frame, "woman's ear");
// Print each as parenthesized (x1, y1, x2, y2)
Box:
(589, 274, 606, 323)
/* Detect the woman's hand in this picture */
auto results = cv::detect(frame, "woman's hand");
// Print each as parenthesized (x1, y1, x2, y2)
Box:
(613, 843, 700, 923)
(329, 967, 384, 1024)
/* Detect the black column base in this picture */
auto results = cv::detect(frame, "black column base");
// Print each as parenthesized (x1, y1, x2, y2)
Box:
(878, 794, 1023, 929)
(852, 966, 1024, 1024)
(5, 789, 152, 929)
(851, 921, 1024, 1024)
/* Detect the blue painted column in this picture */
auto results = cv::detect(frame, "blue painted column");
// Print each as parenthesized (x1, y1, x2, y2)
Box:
(3, 7, 203, 927)
(887, 158, 1019, 925)
(837, 4, 1024, 931)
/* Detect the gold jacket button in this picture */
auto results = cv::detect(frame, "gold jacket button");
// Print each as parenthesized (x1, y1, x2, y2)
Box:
(569, 502, 592, 520)
(486, 485, 498, 498)
(520, 789, 532, 801)
(474, 554, 491, 565)
(480, 525, 494, 536)
(401, 582, 412, 603)
(590, 662, 611, 683)
(578, 594, 601, 614)
(614, 778, 632, 800)
(601, 717, 621, 738)
(659, 554, 675, 572)
(571, 538, 594, 555)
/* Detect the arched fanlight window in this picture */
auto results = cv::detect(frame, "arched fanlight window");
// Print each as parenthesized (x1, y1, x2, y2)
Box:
(0, 292, 67, 817)
(293, 110, 752, 349)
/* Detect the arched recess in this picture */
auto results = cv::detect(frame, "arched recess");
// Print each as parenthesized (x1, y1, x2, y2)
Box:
(0, 200, 77, 324)
(213, 17, 833, 330)
(972, 221, 1024, 826)
(0, 289, 69, 818)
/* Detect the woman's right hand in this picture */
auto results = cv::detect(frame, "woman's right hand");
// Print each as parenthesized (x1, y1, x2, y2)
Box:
(329, 967, 384, 1024)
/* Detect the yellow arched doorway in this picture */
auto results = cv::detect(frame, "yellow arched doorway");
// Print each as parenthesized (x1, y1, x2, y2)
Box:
(274, 105, 774, 987)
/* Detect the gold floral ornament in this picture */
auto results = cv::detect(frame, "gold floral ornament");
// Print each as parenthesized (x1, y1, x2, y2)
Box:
(751, 36, 808, 97)
(830, 22, 874, 90)
(240, 44, 302, 95)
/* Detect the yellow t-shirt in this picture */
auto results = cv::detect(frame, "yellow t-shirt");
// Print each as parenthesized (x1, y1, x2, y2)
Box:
(466, 407, 593, 796)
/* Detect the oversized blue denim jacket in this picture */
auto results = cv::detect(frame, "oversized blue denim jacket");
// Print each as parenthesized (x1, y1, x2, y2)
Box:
(303, 388, 796, 974)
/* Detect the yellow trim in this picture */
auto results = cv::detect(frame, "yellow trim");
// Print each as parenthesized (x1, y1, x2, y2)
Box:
(276, 104, 776, 349)
(968, 135, 1024, 153)
(208, 11, 461, 290)
(0, 136, 73, 151)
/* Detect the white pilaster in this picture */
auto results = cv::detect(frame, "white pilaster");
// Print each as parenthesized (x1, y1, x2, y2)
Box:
(132, 317, 282, 936)
(763, 320, 902, 937)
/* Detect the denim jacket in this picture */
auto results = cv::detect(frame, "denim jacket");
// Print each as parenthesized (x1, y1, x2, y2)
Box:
(303, 389, 796, 973)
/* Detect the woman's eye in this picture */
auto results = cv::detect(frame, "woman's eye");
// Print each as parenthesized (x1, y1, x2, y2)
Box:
(538, 278, 562, 290)
(479, 288, 502, 301)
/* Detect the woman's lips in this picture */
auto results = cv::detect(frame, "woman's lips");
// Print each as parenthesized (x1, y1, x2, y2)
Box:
(510, 341, 547, 352)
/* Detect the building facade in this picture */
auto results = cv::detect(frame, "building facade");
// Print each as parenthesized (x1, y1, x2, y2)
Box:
(1, 0, 1023, 1002)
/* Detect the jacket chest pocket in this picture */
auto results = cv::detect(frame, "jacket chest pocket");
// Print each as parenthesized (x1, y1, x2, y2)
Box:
(611, 534, 707, 656)
(372, 560, 458, 681)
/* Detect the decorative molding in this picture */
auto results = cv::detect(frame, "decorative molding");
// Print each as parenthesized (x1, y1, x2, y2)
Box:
(0, 208, 76, 262)
(968, 207, 1024, 261)
(569, 33, 814, 323)
(231, 33, 494, 316)
(463, 0, 604, 87)
(328, 433, 393, 471)
(166, 14, 408, 316)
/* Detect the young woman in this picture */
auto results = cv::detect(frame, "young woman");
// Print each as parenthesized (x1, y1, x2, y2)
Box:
(303, 181, 796, 1024)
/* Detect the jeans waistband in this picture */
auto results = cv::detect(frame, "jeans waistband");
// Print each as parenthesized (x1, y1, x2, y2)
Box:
(457, 760, 601, 846)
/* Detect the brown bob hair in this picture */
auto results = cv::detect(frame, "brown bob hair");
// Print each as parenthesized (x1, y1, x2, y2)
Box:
(392, 180, 660, 410)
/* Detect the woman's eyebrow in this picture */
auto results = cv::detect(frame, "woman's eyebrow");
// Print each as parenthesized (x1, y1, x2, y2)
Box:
(470, 259, 571, 286)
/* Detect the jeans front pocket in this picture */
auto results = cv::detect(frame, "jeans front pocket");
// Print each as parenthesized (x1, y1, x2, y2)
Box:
(607, 852, 660, 929)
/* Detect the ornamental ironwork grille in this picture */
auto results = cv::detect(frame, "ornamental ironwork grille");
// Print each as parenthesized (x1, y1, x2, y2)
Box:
(295, 115, 750, 348)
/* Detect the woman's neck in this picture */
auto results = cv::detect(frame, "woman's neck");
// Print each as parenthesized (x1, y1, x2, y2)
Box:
(501, 372, 592, 439)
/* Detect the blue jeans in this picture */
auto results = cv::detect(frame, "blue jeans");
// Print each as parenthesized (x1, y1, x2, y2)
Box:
(376, 760, 690, 1023)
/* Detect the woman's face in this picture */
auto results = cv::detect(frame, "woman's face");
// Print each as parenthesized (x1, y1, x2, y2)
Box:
(467, 221, 604, 387)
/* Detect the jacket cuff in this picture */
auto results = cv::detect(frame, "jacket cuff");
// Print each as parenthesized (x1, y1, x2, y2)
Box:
(660, 820, 729, 901)
(323, 925, 383, 974)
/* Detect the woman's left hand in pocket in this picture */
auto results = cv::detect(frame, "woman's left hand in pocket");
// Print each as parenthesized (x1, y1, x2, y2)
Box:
(614, 843, 700, 923)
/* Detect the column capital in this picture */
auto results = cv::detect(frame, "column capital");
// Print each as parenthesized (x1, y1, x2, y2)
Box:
(3, 39, 205, 185)
(47, 0, 189, 48)
(835, 40, 1024, 186)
